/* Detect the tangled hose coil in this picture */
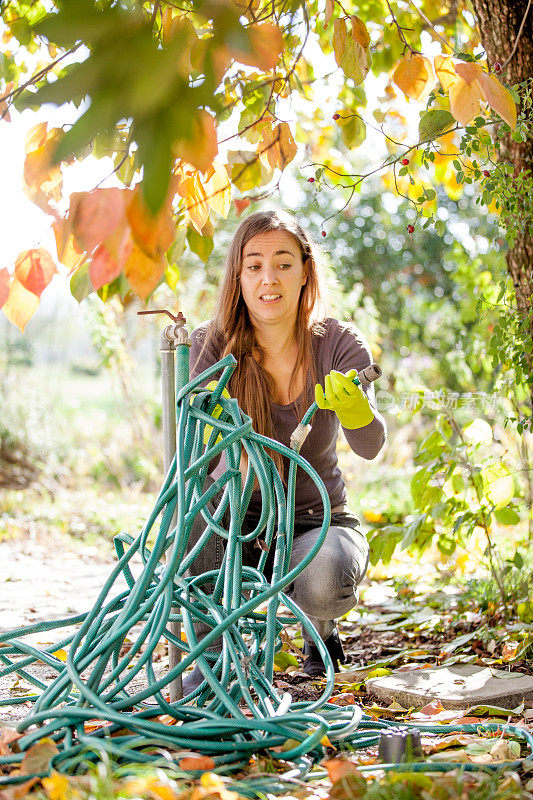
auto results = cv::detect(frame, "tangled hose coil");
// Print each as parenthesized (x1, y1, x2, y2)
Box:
(1, 354, 531, 790)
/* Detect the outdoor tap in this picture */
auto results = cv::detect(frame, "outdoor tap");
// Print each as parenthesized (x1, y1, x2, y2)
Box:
(137, 309, 190, 350)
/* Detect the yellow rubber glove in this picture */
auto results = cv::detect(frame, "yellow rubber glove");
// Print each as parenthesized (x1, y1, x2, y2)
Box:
(203, 381, 231, 445)
(315, 369, 374, 429)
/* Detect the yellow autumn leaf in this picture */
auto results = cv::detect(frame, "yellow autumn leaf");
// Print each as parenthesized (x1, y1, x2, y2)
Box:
(204, 161, 231, 218)
(434, 55, 457, 91)
(484, 463, 515, 510)
(23, 124, 64, 215)
(259, 121, 297, 171)
(2, 278, 39, 331)
(52, 219, 86, 273)
(173, 110, 218, 175)
(333, 17, 370, 86)
(123, 242, 164, 300)
(53, 649, 68, 662)
(42, 771, 70, 800)
(122, 775, 176, 800)
(126, 186, 175, 260)
(393, 54, 434, 101)
(177, 170, 210, 233)
(477, 72, 517, 128)
(449, 77, 483, 125)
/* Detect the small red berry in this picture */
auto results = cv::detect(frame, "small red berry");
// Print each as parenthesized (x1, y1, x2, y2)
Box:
(407, 224, 415, 234)
(401, 157, 409, 166)
(333, 113, 340, 121)
(493, 61, 502, 72)
(483, 169, 490, 177)
(307, 177, 315, 183)
(321, 231, 326, 237)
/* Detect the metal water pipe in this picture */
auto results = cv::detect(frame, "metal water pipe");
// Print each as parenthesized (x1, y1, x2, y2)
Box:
(138, 309, 190, 700)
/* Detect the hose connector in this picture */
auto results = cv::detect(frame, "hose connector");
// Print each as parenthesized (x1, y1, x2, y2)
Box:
(290, 423, 312, 452)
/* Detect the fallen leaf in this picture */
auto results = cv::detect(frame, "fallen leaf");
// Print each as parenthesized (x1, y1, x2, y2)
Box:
(179, 755, 216, 771)
(418, 699, 446, 716)
(42, 770, 70, 800)
(323, 757, 364, 784)
(502, 641, 520, 662)
(122, 774, 177, 800)
(21, 737, 59, 776)
(0, 726, 23, 756)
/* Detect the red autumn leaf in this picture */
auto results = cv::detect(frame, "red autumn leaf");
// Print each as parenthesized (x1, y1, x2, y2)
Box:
(0, 268, 10, 309)
(14, 248, 57, 297)
(323, 757, 363, 785)
(89, 245, 123, 290)
(178, 755, 216, 771)
(234, 197, 250, 216)
(329, 693, 357, 706)
(70, 188, 127, 254)
(2, 279, 39, 331)
(418, 699, 447, 715)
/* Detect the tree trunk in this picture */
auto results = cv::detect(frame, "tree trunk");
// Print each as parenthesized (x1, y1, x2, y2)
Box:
(471, 0, 533, 391)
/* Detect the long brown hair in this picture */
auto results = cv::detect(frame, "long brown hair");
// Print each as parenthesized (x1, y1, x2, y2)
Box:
(202, 210, 328, 473)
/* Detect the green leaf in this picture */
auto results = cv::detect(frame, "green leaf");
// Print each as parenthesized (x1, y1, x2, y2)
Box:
(274, 650, 299, 670)
(136, 118, 173, 215)
(164, 261, 180, 291)
(494, 506, 520, 525)
(401, 513, 428, 550)
(339, 115, 366, 149)
(70, 261, 92, 302)
(187, 226, 214, 263)
(418, 109, 455, 142)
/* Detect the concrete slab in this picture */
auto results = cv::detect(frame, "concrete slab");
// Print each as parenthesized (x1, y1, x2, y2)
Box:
(366, 665, 533, 710)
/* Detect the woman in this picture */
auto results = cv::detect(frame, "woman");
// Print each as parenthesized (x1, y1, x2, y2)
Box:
(186, 209, 386, 688)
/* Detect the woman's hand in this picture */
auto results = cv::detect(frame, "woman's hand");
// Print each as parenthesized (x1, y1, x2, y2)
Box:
(315, 369, 374, 429)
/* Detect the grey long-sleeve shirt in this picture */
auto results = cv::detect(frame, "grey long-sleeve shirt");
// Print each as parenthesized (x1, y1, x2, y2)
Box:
(189, 317, 386, 517)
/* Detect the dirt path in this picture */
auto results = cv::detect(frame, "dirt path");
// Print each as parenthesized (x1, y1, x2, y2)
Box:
(0, 530, 132, 723)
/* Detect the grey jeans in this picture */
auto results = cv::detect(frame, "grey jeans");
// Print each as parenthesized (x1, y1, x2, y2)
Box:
(186, 481, 369, 642)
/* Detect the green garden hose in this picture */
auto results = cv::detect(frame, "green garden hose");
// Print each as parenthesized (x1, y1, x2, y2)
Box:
(1, 345, 531, 792)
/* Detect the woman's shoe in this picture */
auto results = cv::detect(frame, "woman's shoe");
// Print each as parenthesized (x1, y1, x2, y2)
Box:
(302, 628, 345, 677)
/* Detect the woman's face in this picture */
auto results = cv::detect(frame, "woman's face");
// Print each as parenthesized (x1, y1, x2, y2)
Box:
(240, 230, 307, 330)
